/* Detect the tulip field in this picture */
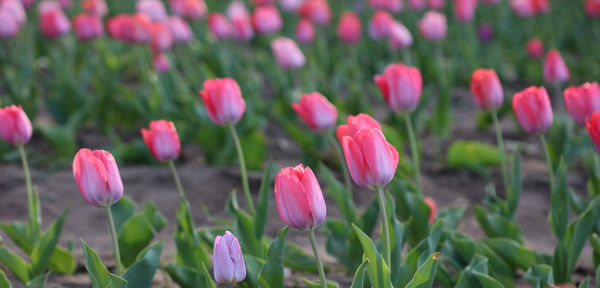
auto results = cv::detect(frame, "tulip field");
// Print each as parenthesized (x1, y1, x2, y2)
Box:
(2, 0, 600, 287)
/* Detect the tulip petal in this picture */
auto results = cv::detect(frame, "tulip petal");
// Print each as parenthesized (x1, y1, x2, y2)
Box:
(301, 167, 326, 228)
(213, 235, 235, 283)
(73, 149, 109, 206)
(358, 129, 396, 187)
(275, 169, 312, 229)
(342, 135, 371, 188)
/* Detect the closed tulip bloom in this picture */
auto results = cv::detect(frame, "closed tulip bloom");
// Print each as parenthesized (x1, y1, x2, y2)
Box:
(563, 82, 600, 126)
(251, 5, 282, 35)
(477, 23, 493, 43)
(0, 105, 32, 146)
(81, 0, 107, 16)
(271, 37, 306, 69)
(72, 13, 103, 41)
(208, 13, 233, 39)
(428, 0, 445, 9)
(470, 68, 504, 111)
(408, 0, 426, 10)
(587, 111, 600, 152)
(368, 10, 394, 40)
(526, 38, 544, 59)
(424, 196, 437, 222)
(510, 0, 535, 17)
(148, 22, 173, 52)
(73, 149, 124, 207)
(232, 17, 254, 42)
(20, 0, 35, 8)
(533, 0, 549, 14)
(40, 8, 71, 39)
(298, 0, 331, 26)
(153, 53, 170, 72)
(336, 113, 382, 142)
(281, 0, 304, 12)
(227, 1, 249, 19)
(418, 11, 446, 42)
(213, 231, 246, 284)
(337, 11, 361, 45)
(166, 16, 193, 43)
(292, 92, 338, 132)
(512, 86, 553, 134)
(141, 120, 180, 161)
(388, 21, 413, 50)
(275, 164, 327, 230)
(543, 50, 569, 84)
(38, 0, 61, 15)
(296, 18, 315, 44)
(200, 78, 246, 126)
(136, 0, 167, 21)
(585, 0, 600, 18)
(454, 0, 477, 23)
(170, 0, 207, 19)
(107, 14, 150, 44)
(341, 128, 399, 189)
(59, 0, 71, 9)
(0, 10, 19, 38)
(369, 0, 403, 13)
(374, 62, 422, 113)
(2, 0, 26, 26)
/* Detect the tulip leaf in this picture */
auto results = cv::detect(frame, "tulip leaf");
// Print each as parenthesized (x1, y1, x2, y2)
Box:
(0, 246, 29, 282)
(29, 208, 68, 276)
(258, 226, 289, 288)
(446, 140, 502, 173)
(455, 255, 504, 288)
(226, 192, 262, 257)
(164, 263, 215, 288)
(240, 129, 266, 170)
(507, 149, 522, 218)
(591, 234, 600, 268)
(37, 124, 76, 158)
(436, 206, 467, 230)
(319, 163, 357, 222)
(110, 196, 137, 232)
(283, 242, 318, 272)
(255, 163, 273, 240)
(123, 241, 164, 288)
(81, 240, 127, 288)
(351, 223, 392, 288)
(173, 195, 210, 272)
(524, 264, 554, 288)
(24, 273, 49, 288)
(241, 254, 264, 288)
(117, 202, 167, 267)
(579, 278, 590, 288)
(481, 238, 542, 270)
(350, 261, 368, 288)
(0, 269, 10, 288)
(388, 179, 431, 246)
(474, 206, 524, 242)
(551, 162, 570, 243)
(405, 252, 440, 288)
(302, 279, 340, 288)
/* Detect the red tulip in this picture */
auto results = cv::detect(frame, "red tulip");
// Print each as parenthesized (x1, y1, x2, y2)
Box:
(337, 11, 362, 45)
(0, 105, 32, 146)
(513, 86, 553, 134)
(296, 18, 315, 44)
(424, 196, 437, 222)
(275, 164, 326, 230)
(408, 0, 426, 10)
(81, 0, 107, 16)
(341, 128, 399, 189)
(39, 8, 71, 39)
(292, 92, 338, 132)
(136, 0, 167, 21)
(141, 120, 181, 162)
(585, 0, 600, 18)
(271, 37, 306, 69)
(454, 0, 477, 23)
(73, 149, 124, 207)
(298, 0, 331, 26)
(148, 22, 173, 52)
(543, 50, 569, 84)
(200, 78, 246, 126)
(208, 13, 233, 39)
(374, 62, 423, 113)
(72, 13, 103, 41)
(563, 82, 600, 126)
(170, 0, 207, 19)
(251, 5, 282, 35)
(368, 10, 394, 40)
(526, 38, 544, 59)
(428, 0, 445, 9)
(166, 16, 193, 43)
(470, 68, 504, 111)
(213, 231, 246, 284)
(369, 0, 403, 13)
(587, 111, 600, 152)
(153, 53, 170, 72)
(418, 11, 447, 42)
(388, 21, 413, 50)
(336, 113, 382, 143)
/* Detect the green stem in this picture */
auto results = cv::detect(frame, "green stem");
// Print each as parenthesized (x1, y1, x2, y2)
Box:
(538, 133, 555, 190)
(169, 161, 211, 218)
(491, 110, 510, 191)
(105, 206, 122, 275)
(327, 132, 353, 191)
(308, 229, 328, 288)
(18, 144, 38, 236)
(229, 124, 256, 216)
(376, 187, 391, 269)
(404, 114, 422, 194)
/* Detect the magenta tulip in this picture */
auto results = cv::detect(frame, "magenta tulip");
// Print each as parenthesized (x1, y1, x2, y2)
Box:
(563, 82, 600, 126)
(374, 62, 423, 113)
(298, 0, 331, 26)
(296, 18, 315, 44)
(526, 38, 544, 59)
(454, 0, 477, 23)
(73, 149, 124, 207)
(337, 11, 362, 45)
(153, 53, 170, 72)
(368, 10, 394, 40)
(208, 13, 233, 39)
(213, 231, 246, 284)
(141, 120, 181, 162)
(81, 0, 108, 16)
(292, 92, 338, 132)
(470, 68, 504, 111)
(39, 8, 71, 39)
(200, 78, 246, 126)
(513, 86, 553, 134)
(251, 5, 282, 35)
(0, 105, 32, 146)
(72, 13, 104, 41)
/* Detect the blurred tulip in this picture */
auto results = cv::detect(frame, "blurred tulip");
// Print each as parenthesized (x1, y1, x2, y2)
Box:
(58, 0, 70, 9)
(454, 0, 477, 22)
(424, 196, 437, 222)
(275, 164, 326, 230)
(200, 78, 246, 126)
(336, 113, 382, 142)
(374, 62, 422, 112)
(251, 5, 283, 35)
(477, 23, 493, 43)
(585, 0, 600, 18)
(369, 0, 403, 13)
(587, 111, 600, 152)
(428, 0, 445, 9)
(0, 10, 19, 38)
(292, 92, 338, 132)
(0, 105, 32, 146)
(19, 0, 34, 8)
(512, 86, 553, 134)
(526, 38, 544, 59)
(107, 14, 151, 44)
(72, 13, 103, 41)
(533, 0, 549, 14)
(470, 68, 504, 111)
(563, 82, 600, 126)
(341, 128, 399, 189)
(81, 0, 107, 16)
(368, 10, 394, 40)
(136, 0, 167, 21)
(213, 231, 246, 284)
(2, 0, 26, 25)
(298, 0, 331, 26)
(149, 22, 173, 52)
(227, 1, 249, 19)
(39, 8, 71, 39)
(418, 11, 446, 42)
(296, 18, 315, 44)
(510, 0, 547, 16)
(73, 149, 124, 207)
(153, 52, 170, 72)
(253, 0, 276, 5)
(281, 0, 304, 11)
(337, 11, 361, 44)
(166, 16, 193, 43)
(232, 17, 254, 42)
(543, 50, 570, 84)
(388, 21, 413, 50)
(38, 0, 61, 15)
(271, 37, 306, 69)
(141, 120, 181, 161)
(208, 13, 233, 39)
(408, 0, 426, 10)
(170, 0, 207, 19)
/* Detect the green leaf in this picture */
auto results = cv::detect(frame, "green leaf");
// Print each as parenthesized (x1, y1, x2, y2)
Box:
(30, 208, 68, 276)
(0, 246, 29, 282)
(0, 221, 34, 253)
(455, 255, 505, 288)
(164, 263, 214, 288)
(173, 196, 209, 272)
(564, 198, 599, 282)
(579, 278, 590, 288)
(550, 161, 570, 242)
(123, 241, 164, 288)
(525, 264, 554, 288)
(405, 252, 439, 288)
(258, 226, 289, 288)
(254, 163, 273, 240)
(118, 202, 167, 267)
(447, 140, 502, 171)
(302, 279, 340, 288)
(48, 246, 76, 275)
(37, 124, 76, 158)
(227, 192, 262, 257)
(200, 263, 216, 288)
(320, 163, 357, 222)
(81, 240, 127, 288)
(351, 224, 392, 288)
(474, 206, 523, 242)
(350, 261, 368, 288)
(591, 234, 600, 268)
(482, 238, 541, 270)
(389, 179, 431, 246)
(283, 242, 317, 272)
(436, 206, 467, 230)
(507, 149, 522, 218)
(110, 196, 137, 232)
(0, 270, 10, 288)
(24, 273, 49, 288)
(240, 129, 266, 170)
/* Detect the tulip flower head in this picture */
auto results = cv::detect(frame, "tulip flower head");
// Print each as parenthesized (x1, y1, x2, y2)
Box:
(153, 53, 170, 72)
(428, 0, 445, 9)
(418, 11, 447, 42)
(408, 0, 426, 10)
(166, 16, 193, 43)
(526, 38, 544, 59)
(543, 50, 570, 84)
(369, 0, 403, 13)
(298, 0, 331, 26)
(336, 113, 382, 142)
(2, 0, 26, 26)
(148, 22, 174, 52)
(170, 0, 207, 19)
(388, 21, 413, 50)
(213, 231, 246, 284)
(424, 196, 437, 222)
(296, 18, 315, 44)
(208, 13, 233, 39)
(73, 149, 124, 207)
(136, 0, 167, 21)
(587, 111, 600, 152)
(227, 1, 249, 19)
(477, 23, 494, 43)
(0, 9, 20, 38)
(107, 14, 151, 44)
(512, 86, 553, 134)
(337, 11, 362, 45)
(275, 164, 327, 230)
(200, 78, 246, 126)
(232, 17, 254, 42)
(141, 120, 181, 161)
(470, 68, 504, 111)
(251, 5, 283, 35)
(368, 10, 394, 40)
(72, 13, 104, 41)
(271, 37, 306, 70)
(374, 62, 423, 113)
(81, 0, 108, 16)
(39, 8, 71, 39)
(563, 82, 600, 126)
(585, 0, 600, 18)
(281, 0, 304, 12)
(454, 0, 478, 23)
(292, 92, 338, 132)
(0, 105, 32, 146)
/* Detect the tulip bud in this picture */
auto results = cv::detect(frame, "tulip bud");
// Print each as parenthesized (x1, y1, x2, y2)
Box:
(368, 10, 394, 40)
(526, 38, 544, 59)
(2, 0, 26, 26)
(454, 0, 477, 23)
(72, 13, 104, 41)
(166, 16, 193, 43)
(341, 128, 399, 189)
(369, 0, 403, 13)
(477, 23, 493, 43)
(428, 0, 445, 9)
(213, 231, 246, 284)
(337, 11, 361, 45)
(39, 8, 71, 39)
(141, 120, 181, 161)
(73, 149, 124, 207)
(81, 0, 108, 16)
(470, 68, 504, 111)
(563, 82, 600, 126)
(0, 10, 20, 38)
(586, 112, 600, 152)
(298, 0, 331, 26)
(251, 5, 283, 35)
(295, 18, 315, 44)
(148, 22, 173, 52)
(271, 37, 306, 70)
(543, 50, 569, 84)
(424, 196, 437, 222)
(38, 0, 61, 15)
(388, 21, 413, 50)
(136, 0, 167, 22)
(418, 11, 447, 42)
(374, 62, 422, 113)
(408, 0, 426, 10)
(292, 92, 338, 132)
(107, 14, 151, 44)
(275, 164, 327, 230)
(585, 0, 600, 18)
(232, 17, 254, 42)
(512, 86, 553, 134)
(227, 1, 249, 19)
(336, 113, 382, 142)
(153, 53, 170, 72)
(281, 0, 304, 12)
(208, 13, 233, 39)
(510, 0, 535, 17)
(0, 105, 32, 146)
(170, 0, 207, 19)
(200, 78, 246, 126)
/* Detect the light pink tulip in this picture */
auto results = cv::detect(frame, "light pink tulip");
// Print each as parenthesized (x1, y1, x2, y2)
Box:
(251, 5, 282, 35)
(200, 78, 246, 126)
(271, 37, 306, 69)
(0, 10, 19, 38)
(388, 21, 413, 50)
(292, 92, 338, 132)
(213, 231, 246, 284)
(169, 0, 207, 19)
(73, 149, 124, 207)
(543, 50, 570, 84)
(136, 0, 167, 21)
(166, 16, 193, 43)
(0, 105, 32, 146)
(374, 62, 422, 112)
(418, 11, 446, 42)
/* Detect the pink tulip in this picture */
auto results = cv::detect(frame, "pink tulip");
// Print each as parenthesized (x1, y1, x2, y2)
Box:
(374, 62, 422, 113)
(0, 105, 32, 146)
(166, 16, 193, 43)
(107, 14, 151, 44)
(227, 1, 249, 19)
(253, 0, 276, 5)
(428, 0, 445, 9)
(510, 0, 547, 17)
(369, 0, 403, 13)
(170, 0, 207, 19)
(153, 53, 170, 72)
(543, 50, 569, 84)
(72, 13, 103, 41)
(38, 0, 61, 15)
(136, 0, 167, 22)
(388, 21, 413, 50)
(470, 68, 504, 111)
(292, 92, 338, 132)
(208, 13, 233, 39)
(232, 17, 254, 42)
(336, 113, 382, 143)
(19, 0, 34, 8)
(341, 128, 399, 189)
(454, 0, 477, 23)
(418, 11, 446, 42)
(337, 11, 361, 45)
(0, 10, 19, 38)
(512, 86, 553, 134)
(2, 0, 26, 26)
(408, 0, 426, 10)
(563, 82, 600, 126)
(368, 10, 394, 40)
(585, 0, 600, 18)
(199, 78, 246, 126)
(280, 0, 304, 11)
(148, 22, 173, 52)
(39, 8, 71, 39)
(296, 18, 315, 44)
(271, 37, 306, 70)
(275, 164, 326, 230)
(587, 111, 600, 152)
(73, 149, 124, 207)
(213, 231, 247, 284)
(424, 196, 437, 222)
(298, 0, 331, 26)
(81, 0, 107, 16)
(141, 120, 181, 161)
(251, 5, 282, 35)
(526, 38, 544, 59)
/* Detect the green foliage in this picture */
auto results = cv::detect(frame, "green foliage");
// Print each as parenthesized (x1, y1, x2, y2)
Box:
(122, 242, 164, 288)
(524, 264, 554, 288)
(116, 202, 167, 267)
(81, 240, 127, 288)
(446, 140, 502, 175)
(455, 255, 505, 288)
(258, 226, 288, 288)
(351, 224, 393, 288)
